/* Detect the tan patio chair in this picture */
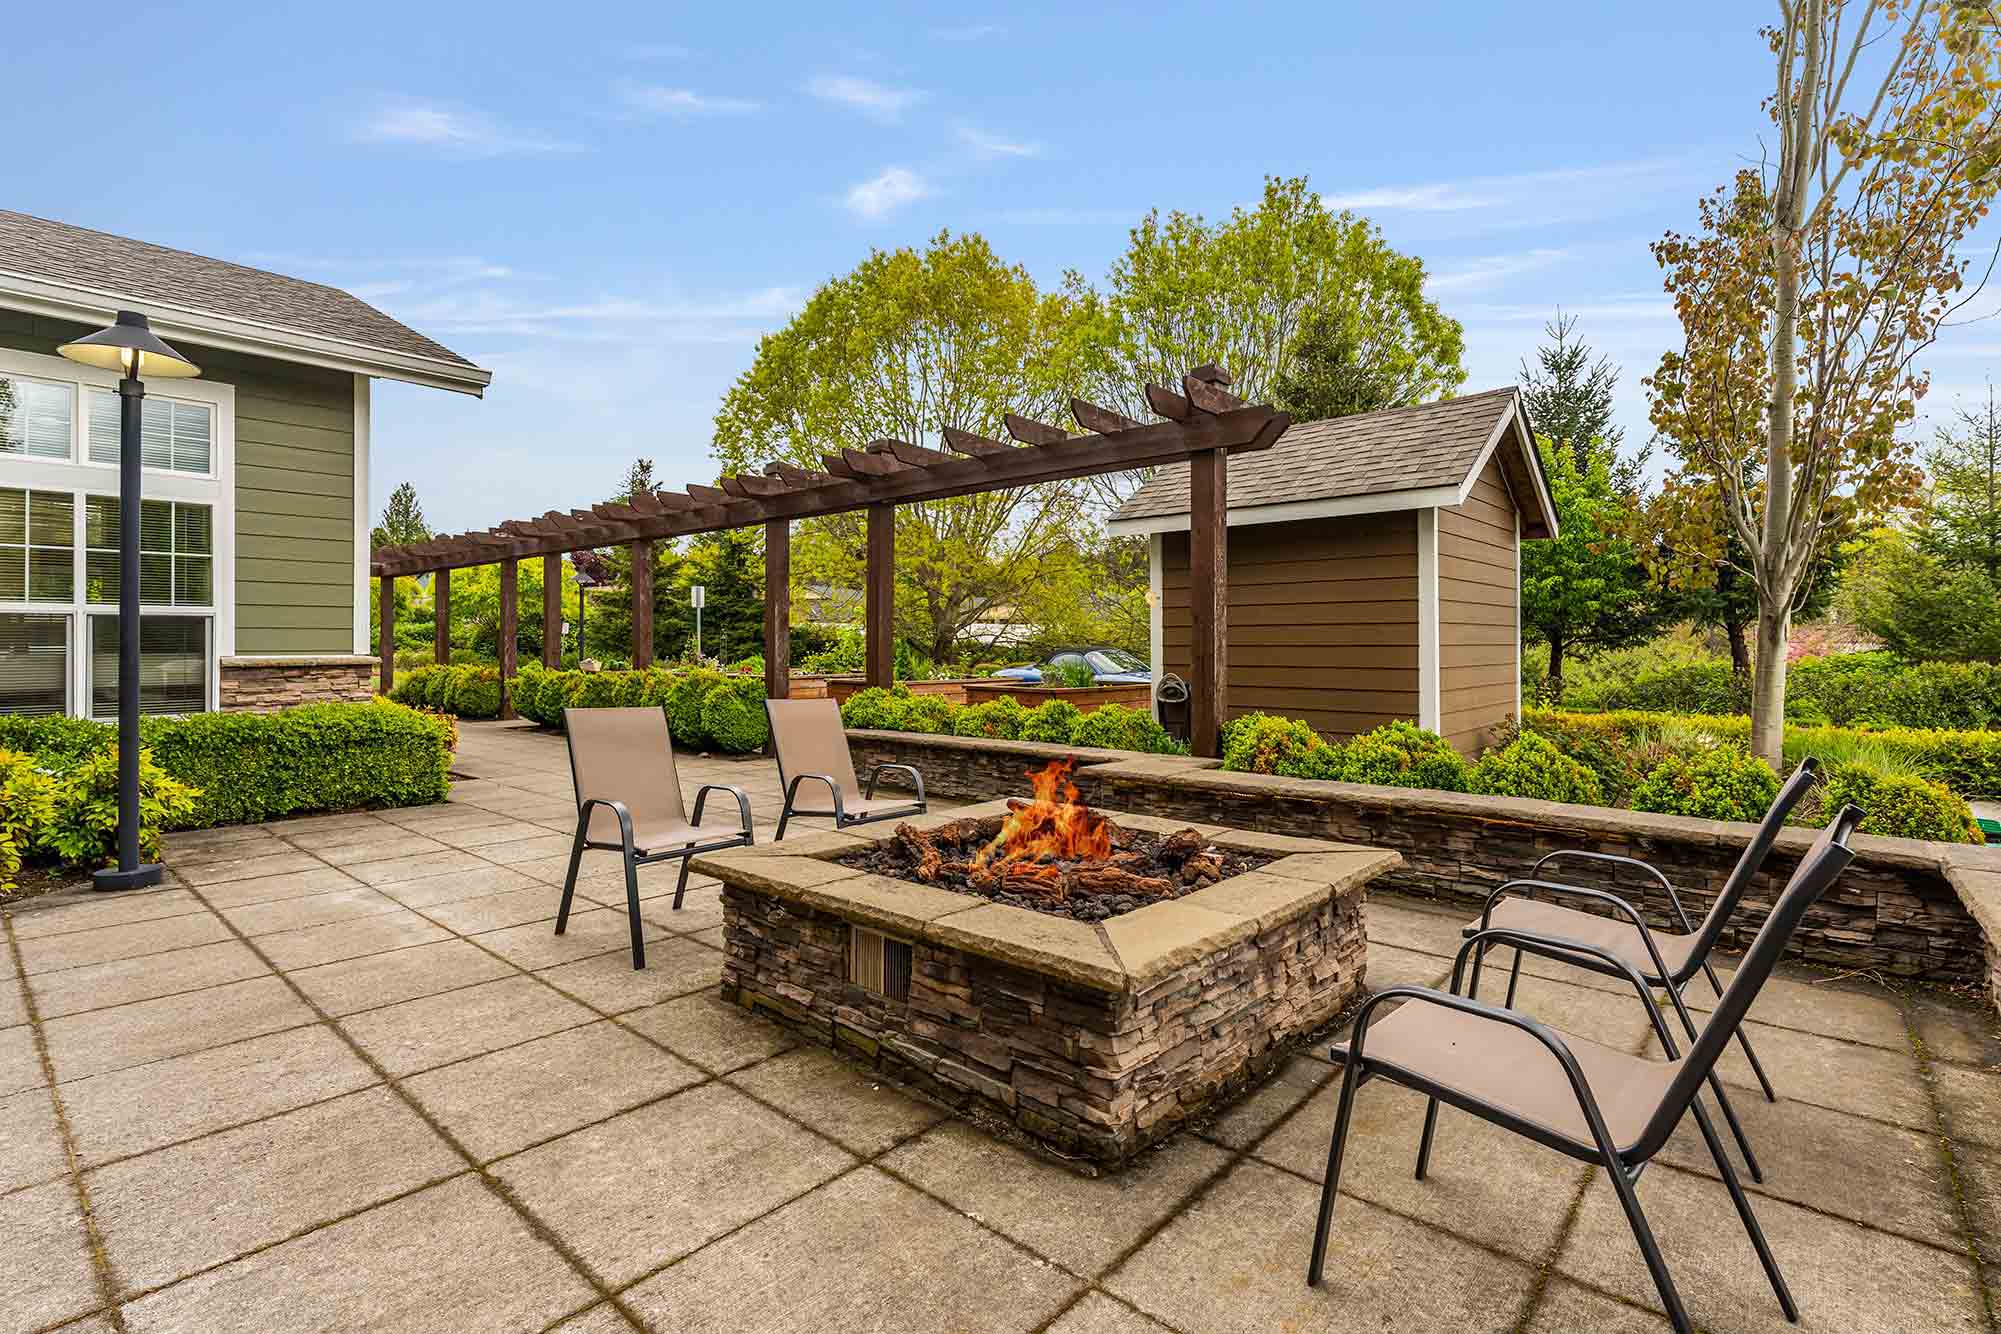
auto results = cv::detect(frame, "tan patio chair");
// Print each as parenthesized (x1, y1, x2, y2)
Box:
(1460, 755, 1822, 1183)
(558, 707, 753, 970)
(1308, 804, 1864, 1334)
(766, 698, 926, 840)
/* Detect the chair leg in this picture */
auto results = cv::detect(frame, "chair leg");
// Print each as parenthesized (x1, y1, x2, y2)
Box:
(1307, 1058, 1365, 1286)
(623, 845, 645, 971)
(1707, 960, 1779, 1102)
(555, 821, 586, 935)
(672, 855, 692, 911)
(1663, 982, 1764, 1184)
(1503, 947, 1525, 1009)
(1603, 1157, 1694, 1334)
(1415, 1099, 1441, 1181)
(1687, 1097, 1799, 1321)
(775, 804, 791, 842)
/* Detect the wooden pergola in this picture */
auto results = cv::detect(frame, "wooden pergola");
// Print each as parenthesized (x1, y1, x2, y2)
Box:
(370, 366, 1289, 756)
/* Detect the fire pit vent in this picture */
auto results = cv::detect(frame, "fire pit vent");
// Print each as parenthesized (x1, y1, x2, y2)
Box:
(848, 927, 912, 1001)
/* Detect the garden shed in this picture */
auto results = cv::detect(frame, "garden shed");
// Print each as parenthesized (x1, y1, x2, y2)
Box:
(1108, 386, 1557, 754)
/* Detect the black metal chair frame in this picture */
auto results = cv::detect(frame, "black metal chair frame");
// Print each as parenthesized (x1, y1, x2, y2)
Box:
(774, 765, 927, 841)
(1309, 806, 1863, 1334)
(556, 788, 753, 972)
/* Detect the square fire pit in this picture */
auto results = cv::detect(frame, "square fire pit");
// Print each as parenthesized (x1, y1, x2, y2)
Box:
(696, 791, 1397, 1169)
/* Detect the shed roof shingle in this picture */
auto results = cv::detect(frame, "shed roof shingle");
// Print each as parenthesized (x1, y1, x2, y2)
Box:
(1112, 387, 1530, 526)
(0, 210, 479, 371)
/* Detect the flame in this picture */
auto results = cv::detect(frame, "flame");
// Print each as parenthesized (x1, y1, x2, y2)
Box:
(974, 758, 1112, 869)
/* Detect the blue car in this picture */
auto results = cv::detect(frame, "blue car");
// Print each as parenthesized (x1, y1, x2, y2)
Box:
(993, 648, 1151, 685)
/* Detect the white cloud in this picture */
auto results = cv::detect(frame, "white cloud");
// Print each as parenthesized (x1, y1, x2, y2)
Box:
(805, 74, 926, 120)
(351, 99, 581, 157)
(958, 125, 1039, 159)
(1425, 248, 1570, 294)
(932, 23, 1002, 41)
(844, 167, 930, 220)
(616, 83, 761, 117)
(1325, 183, 1500, 212)
(391, 286, 803, 339)
(1325, 157, 1697, 217)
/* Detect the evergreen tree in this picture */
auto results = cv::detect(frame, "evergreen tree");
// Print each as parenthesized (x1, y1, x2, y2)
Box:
(371, 482, 431, 550)
(1921, 385, 2001, 580)
(1270, 307, 1419, 421)
(1519, 311, 1623, 472)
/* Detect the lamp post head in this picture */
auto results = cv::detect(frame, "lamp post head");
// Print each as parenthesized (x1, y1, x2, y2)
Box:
(58, 311, 201, 379)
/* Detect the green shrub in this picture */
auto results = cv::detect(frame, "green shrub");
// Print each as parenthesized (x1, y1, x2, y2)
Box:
(1221, 712, 1326, 775)
(440, 666, 502, 720)
(1469, 733, 1605, 806)
(421, 664, 454, 711)
(612, 670, 651, 707)
(1570, 662, 1746, 716)
(841, 685, 914, 729)
(801, 628, 865, 675)
(565, 671, 625, 713)
(33, 746, 199, 866)
(1071, 703, 1183, 754)
(954, 697, 1026, 740)
(666, 669, 727, 748)
(699, 676, 770, 754)
(0, 714, 114, 765)
(1325, 722, 1471, 791)
(1819, 764, 1984, 844)
(894, 694, 961, 734)
(390, 664, 447, 709)
(1019, 699, 1082, 744)
(1050, 660, 1096, 688)
(640, 669, 678, 709)
(0, 750, 57, 895)
(1630, 750, 1781, 823)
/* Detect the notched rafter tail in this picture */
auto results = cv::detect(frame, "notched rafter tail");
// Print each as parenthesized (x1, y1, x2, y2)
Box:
(722, 473, 790, 498)
(1004, 412, 1070, 446)
(1071, 398, 1144, 434)
(1187, 362, 1233, 387)
(942, 425, 1010, 457)
(1144, 383, 1193, 420)
(684, 484, 729, 503)
(766, 461, 838, 487)
(1182, 374, 1245, 415)
(867, 438, 955, 468)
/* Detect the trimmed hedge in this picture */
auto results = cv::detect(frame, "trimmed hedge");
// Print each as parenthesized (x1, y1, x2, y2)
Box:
(1564, 653, 2001, 731)
(835, 686, 1185, 756)
(1819, 765, 1985, 844)
(1630, 749, 1781, 823)
(699, 675, 770, 754)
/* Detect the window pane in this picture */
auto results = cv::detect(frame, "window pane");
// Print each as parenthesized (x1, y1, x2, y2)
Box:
(0, 613, 67, 716)
(174, 504, 212, 555)
(171, 402, 212, 472)
(0, 378, 73, 460)
(85, 550, 118, 604)
(27, 492, 73, 548)
(140, 553, 171, 606)
(0, 548, 23, 601)
(27, 549, 73, 602)
(85, 494, 117, 549)
(140, 399, 173, 469)
(174, 555, 212, 606)
(0, 488, 23, 545)
(87, 390, 118, 464)
(139, 500, 172, 554)
(91, 614, 207, 716)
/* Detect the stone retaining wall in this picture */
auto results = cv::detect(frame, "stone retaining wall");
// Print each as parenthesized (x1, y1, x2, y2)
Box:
(219, 656, 374, 712)
(848, 729, 2001, 990)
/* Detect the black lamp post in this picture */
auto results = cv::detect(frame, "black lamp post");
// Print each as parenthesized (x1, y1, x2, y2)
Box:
(572, 568, 598, 658)
(58, 311, 200, 892)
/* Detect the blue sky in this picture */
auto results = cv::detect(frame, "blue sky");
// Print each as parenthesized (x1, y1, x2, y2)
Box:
(10, 1, 1998, 532)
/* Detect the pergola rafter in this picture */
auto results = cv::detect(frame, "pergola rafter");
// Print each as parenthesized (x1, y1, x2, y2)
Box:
(372, 368, 1285, 753)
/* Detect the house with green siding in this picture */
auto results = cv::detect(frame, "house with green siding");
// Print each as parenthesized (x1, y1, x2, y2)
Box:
(0, 210, 488, 717)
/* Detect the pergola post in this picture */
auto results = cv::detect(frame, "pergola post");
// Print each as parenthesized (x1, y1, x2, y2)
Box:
(865, 503, 893, 688)
(541, 553, 561, 668)
(498, 558, 518, 720)
(433, 568, 451, 665)
(377, 573, 395, 696)
(631, 539, 654, 668)
(1187, 448, 1228, 757)
(764, 518, 790, 700)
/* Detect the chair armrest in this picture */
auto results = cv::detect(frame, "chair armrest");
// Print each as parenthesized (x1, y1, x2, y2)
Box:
(1478, 879, 1681, 987)
(865, 764, 925, 803)
(576, 797, 635, 849)
(1531, 849, 1695, 932)
(782, 773, 846, 823)
(691, 784, 755, 842)
(1453, 927, 1681, 1056)
(1338, 985, 1626, 1156)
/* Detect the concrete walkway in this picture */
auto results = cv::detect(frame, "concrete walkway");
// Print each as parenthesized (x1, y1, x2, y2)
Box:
(4, 719, 1999, 1332)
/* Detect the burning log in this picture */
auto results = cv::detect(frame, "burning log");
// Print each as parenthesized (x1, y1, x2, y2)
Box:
(895, 818, 1005, 883)
(1072, 866, 1175, 897)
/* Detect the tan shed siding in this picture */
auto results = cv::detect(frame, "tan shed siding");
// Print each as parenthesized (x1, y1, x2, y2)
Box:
(1437, 455, 1520, 754)
(0, 310, 359, 655)
(1161, 512, 1419, 741)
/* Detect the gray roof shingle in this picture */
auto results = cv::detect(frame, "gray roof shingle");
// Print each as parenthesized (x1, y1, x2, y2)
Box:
(0, 210, 478, 370)
(1111, 386, 1530, 523)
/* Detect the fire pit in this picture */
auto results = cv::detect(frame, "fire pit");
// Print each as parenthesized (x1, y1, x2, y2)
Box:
(697, 762, 1398, 1170)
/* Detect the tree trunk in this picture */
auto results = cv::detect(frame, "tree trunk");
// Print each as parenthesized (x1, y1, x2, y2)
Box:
(1546, 636, 1566, 703)
(1725, 617, 1750, 690)
(1750, 604, 1790, 767)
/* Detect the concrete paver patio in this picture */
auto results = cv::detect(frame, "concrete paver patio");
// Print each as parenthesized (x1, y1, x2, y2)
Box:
(4, 719, 1999, 1332)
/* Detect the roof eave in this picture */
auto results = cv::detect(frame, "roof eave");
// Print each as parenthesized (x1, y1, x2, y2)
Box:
(0, 271, 491, 397)
(1105, 482, 1467, 536)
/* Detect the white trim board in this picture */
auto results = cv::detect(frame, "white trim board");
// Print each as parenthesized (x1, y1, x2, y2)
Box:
(352, 375, 372, 655)
(1147, 532, 1164, 722)
(0, 274, 490, 397)
(1417, 507, 1441, 731)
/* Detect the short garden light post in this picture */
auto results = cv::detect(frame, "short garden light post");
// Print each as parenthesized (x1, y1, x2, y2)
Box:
(572, 567, 598, 659)
(58, 312, 200, 892)
(691, 584, 705, 661)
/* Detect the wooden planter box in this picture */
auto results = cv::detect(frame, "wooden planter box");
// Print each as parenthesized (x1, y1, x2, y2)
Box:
(823, 676, 984, 707)
(960, 681, 1154, 714)
(785, 674, 832, 700)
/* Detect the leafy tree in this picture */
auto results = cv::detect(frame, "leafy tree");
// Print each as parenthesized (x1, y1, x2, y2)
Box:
(1840, 526, 2001, 662)
(1520, 440, 1670, 699)
(1087, 175, 1464, 509)
(1271, 306, 1423, 421)
(371, 482, 430, 551)
(1648, 2, 2001, 765)
(1519, 311, 1623, 472)
(1920, 385, 2001, 579)
(713, 230, 1103, 662)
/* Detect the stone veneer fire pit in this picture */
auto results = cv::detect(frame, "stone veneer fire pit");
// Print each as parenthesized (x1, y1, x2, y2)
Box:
(695, 799, 1397, 1169)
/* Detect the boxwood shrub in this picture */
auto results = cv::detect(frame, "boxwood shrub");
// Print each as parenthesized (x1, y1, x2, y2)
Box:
(1629, 750, 1781, 823)
(1469, 733, 1605, 806)
(954, 697, 1026, 740)
(1019, 699, 1082, 744)
(1817, 765, 1985, 844)
(1329, 722, 1472, 791)
(699, 675, 770, 754)
(841, 685, 913, 729)
(1221, 712, 1327, 775)
(1070, 703, 1179, 754)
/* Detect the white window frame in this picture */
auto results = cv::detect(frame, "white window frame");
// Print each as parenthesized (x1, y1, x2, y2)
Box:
(0, 345, 234, 717)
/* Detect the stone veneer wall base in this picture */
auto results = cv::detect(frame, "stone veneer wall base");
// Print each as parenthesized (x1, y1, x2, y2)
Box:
(218, 656, 375, 712)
